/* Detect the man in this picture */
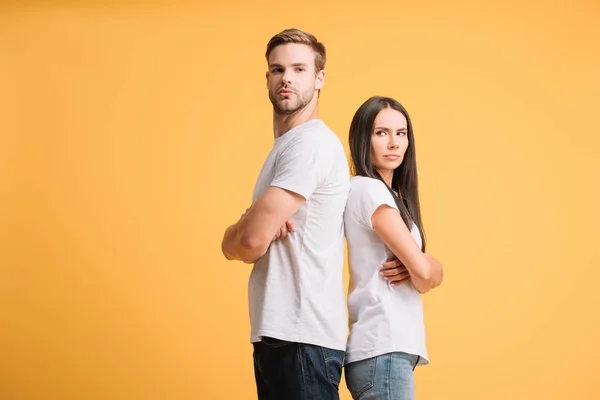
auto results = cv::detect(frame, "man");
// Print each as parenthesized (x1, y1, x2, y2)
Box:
(221, 29, 350, 399)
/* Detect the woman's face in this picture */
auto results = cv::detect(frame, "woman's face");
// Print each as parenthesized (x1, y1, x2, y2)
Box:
(370, 107, 409, 177)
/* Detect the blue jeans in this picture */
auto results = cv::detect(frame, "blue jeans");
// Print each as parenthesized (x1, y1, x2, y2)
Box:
(344, 352, 421, 400)
(253, 337, 345, 400)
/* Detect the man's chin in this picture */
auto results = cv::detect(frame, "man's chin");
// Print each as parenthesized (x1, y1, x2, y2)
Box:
(274, 104, 300, 115)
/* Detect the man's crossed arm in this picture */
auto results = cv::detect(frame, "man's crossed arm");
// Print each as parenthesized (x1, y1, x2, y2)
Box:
(221, 186, 305, 264)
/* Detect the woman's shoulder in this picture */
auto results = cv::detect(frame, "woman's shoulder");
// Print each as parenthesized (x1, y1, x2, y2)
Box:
(350, 175, 389, 192)
(348, 176, 393, 206)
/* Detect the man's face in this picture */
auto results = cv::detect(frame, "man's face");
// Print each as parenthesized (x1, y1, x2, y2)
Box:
(266, 43, 324, 115)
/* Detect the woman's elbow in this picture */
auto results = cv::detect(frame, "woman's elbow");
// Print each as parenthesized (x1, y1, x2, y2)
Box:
(418, 257, 444, 290)
(412, 269, 438, 293)
(414, 268, 432, 283)
(413, 280, 432, 294)
(432, 270, 444, 289)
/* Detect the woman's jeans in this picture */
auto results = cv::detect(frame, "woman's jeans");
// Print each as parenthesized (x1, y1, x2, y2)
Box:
(344, 352, 420, 400)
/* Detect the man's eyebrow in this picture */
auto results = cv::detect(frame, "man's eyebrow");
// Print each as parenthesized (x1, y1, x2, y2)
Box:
(268, 63, 308, 68)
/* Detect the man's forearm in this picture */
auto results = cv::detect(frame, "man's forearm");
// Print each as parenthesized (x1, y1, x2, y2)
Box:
(221, 219, 268, 264)
(222, 187, 304, 264)
(221, 222, 241, 261)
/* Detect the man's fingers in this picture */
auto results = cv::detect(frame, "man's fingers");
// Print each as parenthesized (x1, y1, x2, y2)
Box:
(273, 224, 291, 241)
(286, 220, 296, 232)
(272, 222, 295, 242)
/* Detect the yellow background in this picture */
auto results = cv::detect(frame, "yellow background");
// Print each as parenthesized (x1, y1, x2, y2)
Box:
(1, 0, 599, 399)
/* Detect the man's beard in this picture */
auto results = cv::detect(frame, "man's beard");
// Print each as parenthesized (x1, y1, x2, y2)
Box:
(268, 88, 313, 115)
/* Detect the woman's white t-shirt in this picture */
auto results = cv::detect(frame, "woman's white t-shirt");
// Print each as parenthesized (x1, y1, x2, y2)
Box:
(344, 176, 429, 366)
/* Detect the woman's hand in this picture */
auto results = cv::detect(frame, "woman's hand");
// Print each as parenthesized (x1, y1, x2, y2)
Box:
(380, 259, 411, 286)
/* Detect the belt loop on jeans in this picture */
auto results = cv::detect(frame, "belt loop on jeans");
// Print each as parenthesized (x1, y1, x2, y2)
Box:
(413, 355, 420, 371)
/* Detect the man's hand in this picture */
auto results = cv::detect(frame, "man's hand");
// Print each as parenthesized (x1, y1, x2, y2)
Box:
(273, 220, 295, 241)
(380, 259, 411, 286)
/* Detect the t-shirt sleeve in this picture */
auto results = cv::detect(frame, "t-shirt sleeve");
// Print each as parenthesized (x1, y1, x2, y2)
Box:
(270, 133, 329, 200)
(351, 179, 399, 229)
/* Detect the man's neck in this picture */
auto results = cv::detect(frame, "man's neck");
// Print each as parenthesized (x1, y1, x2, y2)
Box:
(273, 102, 319, 139)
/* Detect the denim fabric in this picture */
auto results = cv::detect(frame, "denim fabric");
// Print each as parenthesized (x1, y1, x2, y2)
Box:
(253, 337, 345, 400)
(344, 352, 420, 400)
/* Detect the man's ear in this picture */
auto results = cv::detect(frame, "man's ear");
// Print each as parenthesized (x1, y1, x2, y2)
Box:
(315, 69, 325, 90)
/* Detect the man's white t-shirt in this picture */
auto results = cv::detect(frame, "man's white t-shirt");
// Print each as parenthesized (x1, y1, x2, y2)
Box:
(249, 119, 350, 351)
(344, 176, 429, 365)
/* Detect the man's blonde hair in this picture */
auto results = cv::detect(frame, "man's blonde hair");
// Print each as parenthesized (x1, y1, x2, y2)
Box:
(265, 28, 326, 72)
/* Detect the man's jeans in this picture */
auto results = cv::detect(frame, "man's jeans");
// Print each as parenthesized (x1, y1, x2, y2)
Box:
(253, 337, 345, 400)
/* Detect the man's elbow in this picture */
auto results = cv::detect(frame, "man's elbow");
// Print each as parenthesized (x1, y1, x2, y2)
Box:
(239, 232, 270, 263)
(221, 226, 237, 260)
(240, 232, 267, 252)
(222, 241, 239, 261)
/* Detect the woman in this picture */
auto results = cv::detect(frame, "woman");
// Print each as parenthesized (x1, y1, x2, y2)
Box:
(344, 96, 443, 400)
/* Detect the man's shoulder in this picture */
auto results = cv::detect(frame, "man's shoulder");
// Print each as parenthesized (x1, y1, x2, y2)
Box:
(309, 120, 340, 141)
(279, 128, 341, 161)
(290, 119, 338, 142)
